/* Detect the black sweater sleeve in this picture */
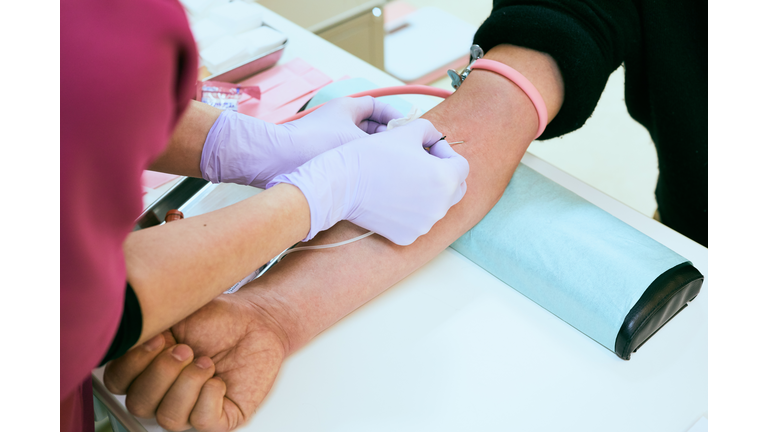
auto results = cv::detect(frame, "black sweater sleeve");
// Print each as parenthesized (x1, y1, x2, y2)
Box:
(473, 0, 641, 140)
(99, 282, 143, 366)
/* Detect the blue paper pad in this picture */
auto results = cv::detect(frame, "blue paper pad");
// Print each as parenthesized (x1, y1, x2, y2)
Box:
(303, 79, 689, 352)
(451, 164, 688, 350)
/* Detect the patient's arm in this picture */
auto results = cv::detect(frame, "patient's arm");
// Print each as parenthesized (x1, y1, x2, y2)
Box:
(104, 44, 564, 431)
(246, 44, 565, 354)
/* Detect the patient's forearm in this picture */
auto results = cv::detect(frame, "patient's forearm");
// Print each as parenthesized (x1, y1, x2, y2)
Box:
(240, 45, 564, 355)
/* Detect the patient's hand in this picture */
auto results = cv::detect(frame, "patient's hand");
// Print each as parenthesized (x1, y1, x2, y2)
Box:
(104, 292, 289, 432)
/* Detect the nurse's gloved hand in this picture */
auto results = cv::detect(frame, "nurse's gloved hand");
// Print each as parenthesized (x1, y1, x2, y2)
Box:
(200, 96, 402, 188)
(267, 119, 469, 246)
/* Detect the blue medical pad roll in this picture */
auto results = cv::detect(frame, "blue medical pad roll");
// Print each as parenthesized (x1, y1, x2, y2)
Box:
(301, 80, 703, 360)
(450, 164, 703, 359)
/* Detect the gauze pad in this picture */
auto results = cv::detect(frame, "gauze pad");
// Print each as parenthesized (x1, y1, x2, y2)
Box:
(387, 106, 422, 130)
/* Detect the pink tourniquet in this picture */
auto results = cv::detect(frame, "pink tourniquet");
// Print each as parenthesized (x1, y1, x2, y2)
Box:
(471, 59, 548, 138)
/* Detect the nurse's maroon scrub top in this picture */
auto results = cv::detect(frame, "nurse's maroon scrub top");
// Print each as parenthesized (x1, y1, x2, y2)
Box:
(61, 0, 197, 429)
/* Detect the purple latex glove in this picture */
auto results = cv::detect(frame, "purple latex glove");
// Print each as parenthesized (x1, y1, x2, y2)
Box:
(200, 96, 403, 188)
(267, 119, 470, 246)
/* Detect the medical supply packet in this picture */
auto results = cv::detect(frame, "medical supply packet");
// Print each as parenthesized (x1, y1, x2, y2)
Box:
(195, 80, 261, 112)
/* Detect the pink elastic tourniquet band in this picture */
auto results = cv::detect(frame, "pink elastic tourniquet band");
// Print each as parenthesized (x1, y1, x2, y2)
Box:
(471, 59, 548, 138)
(278, 85, 452, 124)
(278, 71, 546, 138)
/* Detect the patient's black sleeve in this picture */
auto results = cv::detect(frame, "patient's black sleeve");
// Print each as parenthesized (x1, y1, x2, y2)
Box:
(99, 282, 143, 366)
(473, 0, 707, 246)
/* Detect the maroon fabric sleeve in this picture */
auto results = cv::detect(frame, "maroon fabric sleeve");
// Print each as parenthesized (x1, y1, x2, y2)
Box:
(61, 0, 197, 429)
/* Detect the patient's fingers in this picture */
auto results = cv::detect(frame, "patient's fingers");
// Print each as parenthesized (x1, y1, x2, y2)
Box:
(155, 356, 216, 431)
(125, 344, 194, 418)
(190, 377, 229, 432)
(104, 331, 174, 395)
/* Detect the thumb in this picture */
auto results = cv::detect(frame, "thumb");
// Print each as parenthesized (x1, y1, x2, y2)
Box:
(398, 118, 443, 148)
(429, 140, 470, 181)
(366, 97, 405, 127)
(346, 96, 403, 128)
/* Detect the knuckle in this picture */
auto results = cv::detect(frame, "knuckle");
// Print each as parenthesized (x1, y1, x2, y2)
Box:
(103, 352, 151, 395)
(158, 345, 193, 370)
(185, 361, 215, 381)
(210, 376, 227, 392)
(189, 412, 217, 432)
(104, 348, 162, 394)
(125, 395, 154, 419)
(102, 366, 124, 394)
(103, 379, 126, 396)
(156, 413, 188, 432)
(162, 330, 177, 346)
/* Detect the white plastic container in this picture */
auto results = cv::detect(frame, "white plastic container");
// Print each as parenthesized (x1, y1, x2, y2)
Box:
(208, 1, 263, 34)
(180, 0, 228, 23)
(237, 26, 288, 57)
(191, 18, 229, 51)
(200, 35, 249, 75)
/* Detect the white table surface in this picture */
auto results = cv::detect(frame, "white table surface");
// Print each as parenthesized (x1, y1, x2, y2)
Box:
(93, 4, 708, 431)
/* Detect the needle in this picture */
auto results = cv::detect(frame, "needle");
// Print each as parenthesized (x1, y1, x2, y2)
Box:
(425, 136, 465, 150)
(436, 136, 465, 146)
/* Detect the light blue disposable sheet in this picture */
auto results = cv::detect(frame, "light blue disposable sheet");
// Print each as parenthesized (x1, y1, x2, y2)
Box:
(302, 78, 692, 353)
(450, 164, 688, 350)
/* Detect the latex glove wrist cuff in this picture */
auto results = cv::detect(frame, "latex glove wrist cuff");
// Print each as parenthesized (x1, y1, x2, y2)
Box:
(200, 109, 282, 188)
(266, 169, 348, 243)
(200, 110, 229, 184)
